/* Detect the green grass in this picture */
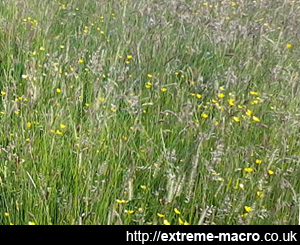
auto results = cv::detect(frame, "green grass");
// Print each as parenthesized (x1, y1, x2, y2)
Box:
(0, 0, 300, 225)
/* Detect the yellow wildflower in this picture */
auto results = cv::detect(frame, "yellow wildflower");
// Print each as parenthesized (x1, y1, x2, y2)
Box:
(228, 99, 235, 106)
(178, 218, 184, 225)
(163, 219, 171, 225)
(157, 213, 165, 218)
(252, 116, 260, 122)
(246, 109, 252, 116)
(116, 199, 129, 204)
(257, 191, 264, 198)
(233, 116, 240, 122)
(241, 213, 248, 218)
(56, 130, 63, 135)
(255, 159, 262, 164)
(244, 168, 254, 173)
(201, 113, 208, 119)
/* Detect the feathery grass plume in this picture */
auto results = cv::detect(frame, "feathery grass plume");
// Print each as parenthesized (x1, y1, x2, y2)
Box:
(198, 206, 210, 225)
(166, 173, 176, 203)
(187, 133, 206, 201)
(174, 175, 186, 198)
(128, 178, 133, 201)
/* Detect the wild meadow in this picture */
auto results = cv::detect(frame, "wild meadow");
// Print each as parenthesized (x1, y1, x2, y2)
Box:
(0, 0, 300, 225)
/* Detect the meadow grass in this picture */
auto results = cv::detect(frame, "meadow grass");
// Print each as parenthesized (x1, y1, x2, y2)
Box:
(0, 0, 300, 225)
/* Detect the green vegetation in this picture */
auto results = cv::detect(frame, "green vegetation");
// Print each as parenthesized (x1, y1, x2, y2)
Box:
(0, 0, 299, 225)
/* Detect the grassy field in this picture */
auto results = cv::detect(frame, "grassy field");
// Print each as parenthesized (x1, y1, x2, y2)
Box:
(0, 0, 300, 225)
